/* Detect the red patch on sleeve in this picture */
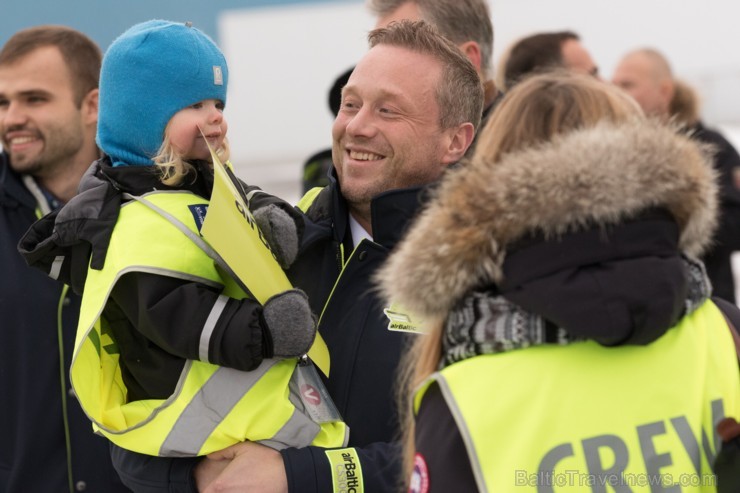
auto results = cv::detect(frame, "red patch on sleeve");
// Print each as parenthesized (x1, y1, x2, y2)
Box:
(409, 452, 430, 493)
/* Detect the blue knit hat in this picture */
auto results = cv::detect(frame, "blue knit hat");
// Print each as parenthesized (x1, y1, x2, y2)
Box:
(96, 20, 228, 166)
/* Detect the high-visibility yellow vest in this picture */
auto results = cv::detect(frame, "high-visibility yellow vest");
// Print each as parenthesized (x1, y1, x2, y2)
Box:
(71, 190, 348, 457)
(415, 300, 740, 492)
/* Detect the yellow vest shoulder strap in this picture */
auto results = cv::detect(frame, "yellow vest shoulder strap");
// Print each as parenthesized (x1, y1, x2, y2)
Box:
(297, 186, 324, 212)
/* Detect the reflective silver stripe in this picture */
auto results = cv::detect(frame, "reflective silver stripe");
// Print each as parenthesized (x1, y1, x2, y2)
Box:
(257, 370, 322, 450)
(257, 407, 320, 451)
(22, 175, 52, 215)
(123, 193, 214, 257)
(435, 375, 489, 493)
(200, 295, 229, 362)
(159, 359, 279, 457)
(49, 255, 65, 280)
(245, 189, 267, 203)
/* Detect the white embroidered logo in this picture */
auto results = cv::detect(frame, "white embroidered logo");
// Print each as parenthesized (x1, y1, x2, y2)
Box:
(213, 66, 223, 86)
(383, 302, 426, 334)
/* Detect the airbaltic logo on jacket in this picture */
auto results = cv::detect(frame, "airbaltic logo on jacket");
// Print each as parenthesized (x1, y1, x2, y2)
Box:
(384, 302, 425, 334)
(188, 204, 209, 233)
(326, 448, 364, 493)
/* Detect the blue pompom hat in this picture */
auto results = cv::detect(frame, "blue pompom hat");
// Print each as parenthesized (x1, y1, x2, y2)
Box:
(96, 20, 228, 166)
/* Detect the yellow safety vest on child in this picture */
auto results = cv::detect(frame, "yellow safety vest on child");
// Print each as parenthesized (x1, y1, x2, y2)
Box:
(71, 190, 348, 457)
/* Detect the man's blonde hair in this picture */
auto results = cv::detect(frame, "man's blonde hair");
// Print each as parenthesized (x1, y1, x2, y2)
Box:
(368, 20, 484, 131)
(367, 0, 494, 77)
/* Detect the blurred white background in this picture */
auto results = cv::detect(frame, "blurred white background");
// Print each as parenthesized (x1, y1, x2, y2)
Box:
(3, 0, 739, 203)
(213, 0, 740, 202)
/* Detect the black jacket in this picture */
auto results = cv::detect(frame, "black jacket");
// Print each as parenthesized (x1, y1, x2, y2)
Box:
(692, 121, 740, 303)
(279, 173, 429, 492)
(0, 152, 129, 493)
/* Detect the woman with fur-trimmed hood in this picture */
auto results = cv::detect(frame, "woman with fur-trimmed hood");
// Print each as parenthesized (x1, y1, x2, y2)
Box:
(378, 72, 740, 493)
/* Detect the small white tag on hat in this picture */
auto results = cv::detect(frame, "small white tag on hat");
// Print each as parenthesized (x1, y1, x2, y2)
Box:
(213, 66, 223, 86)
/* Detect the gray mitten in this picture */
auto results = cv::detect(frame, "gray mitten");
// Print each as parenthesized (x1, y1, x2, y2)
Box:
(262, 288, 317, 358)
(253, 204, 301, 269)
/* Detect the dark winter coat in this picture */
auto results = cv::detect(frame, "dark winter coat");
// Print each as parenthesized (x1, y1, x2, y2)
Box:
(0, 152, 129, 493)
(691, 121, 740, 303)
(280, 172, 430, 492)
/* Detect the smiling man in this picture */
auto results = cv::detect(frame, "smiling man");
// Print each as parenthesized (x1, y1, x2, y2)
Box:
(0, 30, 99, 202)
(331, 38, 475, 234)
(368, 0, 498, 156)
(0, 26, 127, 492)
(180, 20, 483, 493)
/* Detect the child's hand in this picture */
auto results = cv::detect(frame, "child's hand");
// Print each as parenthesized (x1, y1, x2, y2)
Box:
(261, 289, 316, 358)
(253, 204, 303, 269)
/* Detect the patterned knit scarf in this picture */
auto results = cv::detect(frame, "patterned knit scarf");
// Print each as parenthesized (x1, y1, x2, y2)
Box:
(441, 254, 711, 368)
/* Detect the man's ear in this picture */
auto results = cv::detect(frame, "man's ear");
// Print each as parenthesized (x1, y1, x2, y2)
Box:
(441, 122, 476, 165)
(459, 41, 482, 73)
(82, 88, 99, 126)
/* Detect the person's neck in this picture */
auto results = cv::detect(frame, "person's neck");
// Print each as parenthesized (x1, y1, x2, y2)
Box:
(349, 204, 372, 238)
(482, 79, 499, 108)
(35, 146, 100, 203)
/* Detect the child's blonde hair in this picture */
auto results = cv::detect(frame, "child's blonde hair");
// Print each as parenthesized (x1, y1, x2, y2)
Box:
(152, 129, 231, 186)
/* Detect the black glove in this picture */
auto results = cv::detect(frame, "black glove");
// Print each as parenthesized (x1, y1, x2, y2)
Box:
(253, 204, 304, 269)
(261, 289, 316, 358)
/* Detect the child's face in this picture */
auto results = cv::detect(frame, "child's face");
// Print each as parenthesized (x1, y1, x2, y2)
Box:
(167, 99, 227, 161)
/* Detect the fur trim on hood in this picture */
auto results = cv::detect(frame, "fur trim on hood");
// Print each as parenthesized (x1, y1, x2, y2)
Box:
(377, 119, 718, 320)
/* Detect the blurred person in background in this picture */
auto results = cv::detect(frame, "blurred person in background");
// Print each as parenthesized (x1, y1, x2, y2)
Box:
(614, 48, 740, 304)
(501, 30, 599, 90)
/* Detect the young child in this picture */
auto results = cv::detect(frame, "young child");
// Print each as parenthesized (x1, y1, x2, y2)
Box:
(19, 20, 347, 457)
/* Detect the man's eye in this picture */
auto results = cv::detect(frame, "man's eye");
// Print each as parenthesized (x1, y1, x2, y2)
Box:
(342, 99, 359, 110)
(0, 99, 8, 108)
